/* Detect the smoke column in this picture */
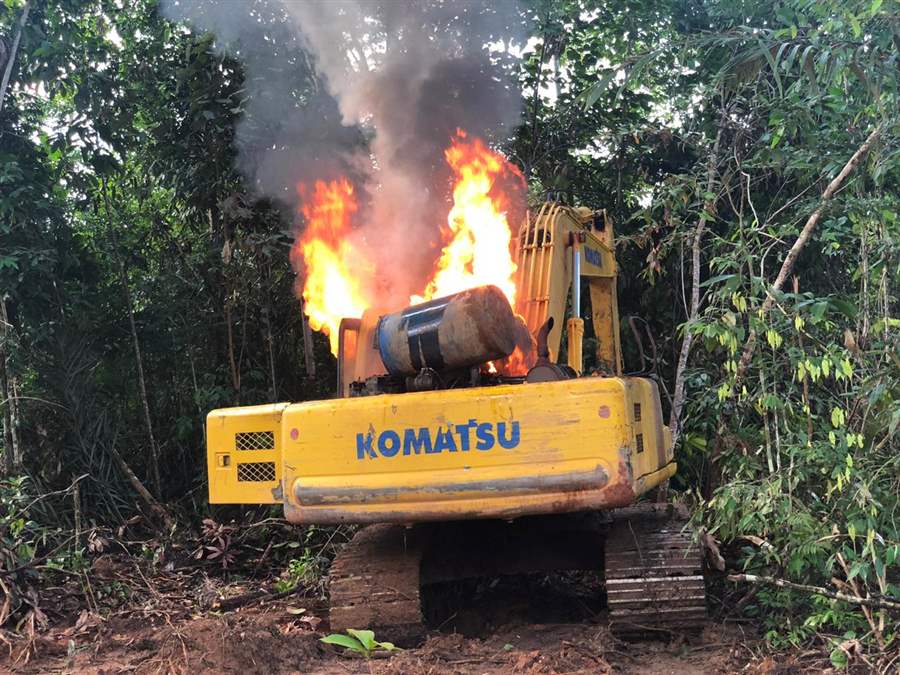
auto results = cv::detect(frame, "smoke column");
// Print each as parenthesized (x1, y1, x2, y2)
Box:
(160, 0, 525, 307)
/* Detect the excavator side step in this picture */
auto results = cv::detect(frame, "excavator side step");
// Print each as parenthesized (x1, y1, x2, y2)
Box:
(606, 507, 707, 634)
(328, 524, 427, 646)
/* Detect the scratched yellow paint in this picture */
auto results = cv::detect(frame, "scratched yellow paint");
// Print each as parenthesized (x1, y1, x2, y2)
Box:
(206, 204, 677, 521)
(206, 402, 288, 505)
(206, 377, 675, 523)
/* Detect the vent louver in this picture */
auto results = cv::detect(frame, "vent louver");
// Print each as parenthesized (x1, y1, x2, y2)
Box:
(235, 431, 275, 451)
(237, 462, 276, 482)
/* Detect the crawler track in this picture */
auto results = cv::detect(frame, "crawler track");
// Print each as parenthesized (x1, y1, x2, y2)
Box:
(328, 524, 427, 645)
(605, 506, 707, 633)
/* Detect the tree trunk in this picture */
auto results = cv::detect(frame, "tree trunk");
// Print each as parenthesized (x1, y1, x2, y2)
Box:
(8, 374, 21, 468)
(121, 264, 162, 497)
(300, 298, 316, 378)
(264, 300, 277, 401)
(0, 296, 20, 473)
(526, 31, 548, 178)
(101, 179, 162, 497)
(224, 295, 240, 399)
(0, 299, 21, 469)
(669, 124, 724, 444)
(106, 441, 174, 533)
(0, 338, 14, 476)
(0, 1, 30, 115)
(793, 276, 813, 443)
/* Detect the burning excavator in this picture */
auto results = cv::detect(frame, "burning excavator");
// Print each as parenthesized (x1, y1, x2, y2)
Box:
(206, 133, 706, 641)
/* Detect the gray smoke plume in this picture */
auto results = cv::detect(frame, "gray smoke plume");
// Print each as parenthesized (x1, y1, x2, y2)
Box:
(161, 0, 525, 307)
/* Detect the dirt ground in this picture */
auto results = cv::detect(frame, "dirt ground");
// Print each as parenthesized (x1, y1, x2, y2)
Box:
(0, 556, 830, 675)
(4, 599, 766, 674)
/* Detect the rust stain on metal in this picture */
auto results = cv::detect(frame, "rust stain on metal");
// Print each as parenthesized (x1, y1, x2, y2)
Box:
(270, 482, 284, 501)
(294, 465, 609, 506)
(285, 481, 637, 524)
(587, 446, 635, 507)
(284, 450, 640, 524)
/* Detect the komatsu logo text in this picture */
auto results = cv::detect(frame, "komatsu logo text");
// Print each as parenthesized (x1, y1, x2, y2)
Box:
(356, 420, 520, 460)
(584, 246, 602, 268)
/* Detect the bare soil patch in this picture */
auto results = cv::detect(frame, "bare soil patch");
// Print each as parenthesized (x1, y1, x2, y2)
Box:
(0, 556, 829, 674)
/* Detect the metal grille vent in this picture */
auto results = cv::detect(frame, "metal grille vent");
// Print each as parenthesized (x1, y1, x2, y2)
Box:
(235, 431, 275, 451)
(633, 403, 642, 422)
(635, 434, 644, 454)
(237, 462, 276, 482)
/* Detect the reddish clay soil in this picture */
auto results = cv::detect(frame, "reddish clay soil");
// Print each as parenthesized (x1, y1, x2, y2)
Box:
(4, 600, 762, 674)
(0, 556, 834, 674)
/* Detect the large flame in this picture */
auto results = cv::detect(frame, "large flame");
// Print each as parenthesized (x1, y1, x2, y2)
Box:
(413, 130, 522, 307)
(295, 130, 525, 360)
(292, 178, 371, 355)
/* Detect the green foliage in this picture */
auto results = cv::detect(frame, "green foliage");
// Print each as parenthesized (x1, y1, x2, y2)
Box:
(273, 547, 327, 594)
(0, 475, 89, 628)
(320, 629, 399, 658)
(0, 0, 897, 657)
(631, 0, 900, 651)
(1, 0, 332, 522)
(0, 476, 41, 571)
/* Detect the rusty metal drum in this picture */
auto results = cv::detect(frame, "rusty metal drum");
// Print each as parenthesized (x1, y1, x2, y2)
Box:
(376, 285, 517, 376)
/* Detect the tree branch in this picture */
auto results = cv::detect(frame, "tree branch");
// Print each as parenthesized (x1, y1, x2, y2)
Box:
(728, 573, 900, 612)
(106, 441, 174, 533)
(732, 122, 885, 389)
(670, 121, 725, 443)
(0, 1, 30, 115)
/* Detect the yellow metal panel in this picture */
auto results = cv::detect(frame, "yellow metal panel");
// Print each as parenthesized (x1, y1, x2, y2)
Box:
(204, 378, 675, 522)
(514, 202, 569, 357)
(277, 377, 671, 523)
(206, 403, 288, 504)
(567, 317, 584, 374)
(624, 379, 664, 481)
(588, 277, 623, 375)
(578, 230, 616, 279)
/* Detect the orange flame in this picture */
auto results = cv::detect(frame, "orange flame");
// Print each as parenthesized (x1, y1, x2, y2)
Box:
(292, 178, 371, 355)
(504, 346, 528, 375)
(413, 130, 523, 307)
(295, 131, 526, 365)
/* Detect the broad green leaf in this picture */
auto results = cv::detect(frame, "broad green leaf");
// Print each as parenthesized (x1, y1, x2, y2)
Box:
(321, 634, 366, 654)
(346, 629, 377, 651)
(831, 407, 845, 428)
(583, 69, 616, 108)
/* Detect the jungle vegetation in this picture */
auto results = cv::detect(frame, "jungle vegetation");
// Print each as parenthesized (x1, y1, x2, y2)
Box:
(0, 0, 897, 663)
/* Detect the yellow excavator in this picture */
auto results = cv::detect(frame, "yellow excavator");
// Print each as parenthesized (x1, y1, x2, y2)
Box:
(205, 202, 706, 640)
